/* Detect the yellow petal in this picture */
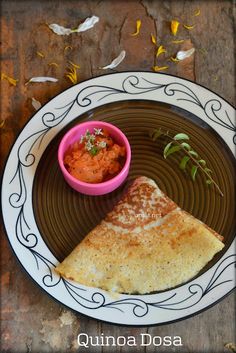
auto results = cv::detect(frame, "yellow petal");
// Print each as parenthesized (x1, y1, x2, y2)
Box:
(36, 51, 45, 58)
(151, 33, 157, 45)
(48, 62, 59, 67)
(0, 120, 5, 128)
(1, 73, 18, 86)
(156, 45, 166, 57)
(183, 24, 195, 30)
(68, 61, 80, 69)
(172, 39, 185, 44)
(65, 67, 78, 85)
(66, 74, 77, 85)
(131, 19, 141, 36)
(194, 9, 200, 16)
(152, 65, 169, 72)
(171, 20, 180, 36)
(64, 45, 73, 51)
(170, 57, 180, 62)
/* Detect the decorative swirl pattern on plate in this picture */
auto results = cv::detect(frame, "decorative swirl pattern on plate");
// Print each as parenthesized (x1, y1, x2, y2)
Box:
(74, 75, 236, 143)
(3, 73, 236, 323)
(54, 254, 236, 317)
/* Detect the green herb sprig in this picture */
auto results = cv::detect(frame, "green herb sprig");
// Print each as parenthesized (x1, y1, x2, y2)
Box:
(80, 128, 106, 156)
(150, 128, 224, 197)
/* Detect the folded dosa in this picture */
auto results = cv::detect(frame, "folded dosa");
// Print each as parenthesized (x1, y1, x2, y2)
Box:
(56, 176, 224, 294)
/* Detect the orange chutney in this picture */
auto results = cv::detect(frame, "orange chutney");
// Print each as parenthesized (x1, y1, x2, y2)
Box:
(64, 129, 126, 183)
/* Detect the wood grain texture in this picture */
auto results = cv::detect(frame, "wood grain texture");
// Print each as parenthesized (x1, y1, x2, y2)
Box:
(1, 0, 235, 352)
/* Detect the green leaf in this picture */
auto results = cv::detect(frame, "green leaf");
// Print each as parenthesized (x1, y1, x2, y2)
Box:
(189, 150, 198, 158)
(163, 142, 172, 158)
(85, 129, 91, 138)
(179, 156, 190, 170)
(198, 159, 206, 166)
(181, 142, 191, 150)
(90, 146, 98, 156)
(191, 165, 198, 181)
(204, 168, 212, 173)
(173, 133, 189, 141)
(164, 145, 181, 158)
(150, 129, 162, 141)
(206, 179, 212, 185)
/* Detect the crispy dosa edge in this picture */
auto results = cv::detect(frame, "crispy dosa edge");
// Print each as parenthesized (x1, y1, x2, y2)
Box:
(55, 176, 225, 293)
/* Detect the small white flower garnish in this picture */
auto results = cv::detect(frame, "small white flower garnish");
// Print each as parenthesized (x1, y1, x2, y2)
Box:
(97, 141, 107, 149)
(48, 16, 99, 36)
(101, 50, 126, 70)
(89, 134, 96, 142)
(80, 135, 84, 144)
(85, 140, 93, 151)
(94, 128, 103, 135)
(31, 97, 42, 110)
(26, 77, 58, 85)
(176, 48, 195, 61)
(85, 129, 91, 139)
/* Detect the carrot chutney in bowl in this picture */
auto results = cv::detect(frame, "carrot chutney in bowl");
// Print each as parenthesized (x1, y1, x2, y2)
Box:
(58, 121, 131, 195)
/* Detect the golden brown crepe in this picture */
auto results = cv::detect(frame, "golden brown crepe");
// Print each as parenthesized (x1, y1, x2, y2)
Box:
(55, 176, 224, 294)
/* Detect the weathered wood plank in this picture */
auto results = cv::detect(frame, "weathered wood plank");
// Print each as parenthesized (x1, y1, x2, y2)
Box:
(1, 1, 235, 352)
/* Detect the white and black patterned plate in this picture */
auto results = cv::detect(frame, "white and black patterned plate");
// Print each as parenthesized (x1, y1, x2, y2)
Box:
(1, 72, 236, 325)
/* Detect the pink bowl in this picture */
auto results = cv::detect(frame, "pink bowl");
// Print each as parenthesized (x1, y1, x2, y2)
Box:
(58, 121, 131, 195)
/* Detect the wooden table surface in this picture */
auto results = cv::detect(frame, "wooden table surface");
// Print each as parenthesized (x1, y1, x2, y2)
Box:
(1, 1, 235, 352)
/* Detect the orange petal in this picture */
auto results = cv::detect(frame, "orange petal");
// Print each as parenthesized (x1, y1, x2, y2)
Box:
(171, 20, 180, 35)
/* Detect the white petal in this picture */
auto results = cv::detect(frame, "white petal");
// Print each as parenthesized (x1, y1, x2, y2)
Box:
(76, 16, 99, 32)
(28, 77, 58, 83)
(32, 97, 42, 110)
(176, 48, 195, 60)
(49, 23, 72, 36)
(101, 50, 126, 70)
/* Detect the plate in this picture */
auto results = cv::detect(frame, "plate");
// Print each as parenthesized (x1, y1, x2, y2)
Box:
(2, 72, 236, 326)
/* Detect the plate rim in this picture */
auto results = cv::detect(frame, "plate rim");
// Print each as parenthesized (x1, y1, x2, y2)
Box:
(1, 70, 236, 142)
(1, 71, 236, 326)
(2, 240, 236, 328)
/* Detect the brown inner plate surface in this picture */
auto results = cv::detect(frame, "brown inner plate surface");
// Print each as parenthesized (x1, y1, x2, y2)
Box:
(33, 100, 236, 282)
